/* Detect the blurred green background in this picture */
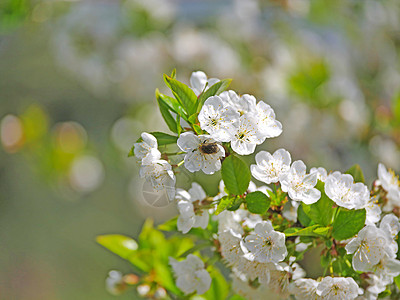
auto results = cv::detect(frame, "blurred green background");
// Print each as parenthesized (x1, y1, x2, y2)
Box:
(1, 0, 400, 299)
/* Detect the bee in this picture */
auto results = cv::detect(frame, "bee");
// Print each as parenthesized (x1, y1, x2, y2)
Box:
(199, 142, 220, 154)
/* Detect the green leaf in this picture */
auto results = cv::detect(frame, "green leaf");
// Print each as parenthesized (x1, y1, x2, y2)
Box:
(193, 124, 203, 135)
(221, 155, 251, 195)
(158, 216, 178, 232)
(164, 75, 198, 116)
(332, 208, 366, 240)
(302, 181, 335, 226)
(97, 234, 150, 271)
(128, 132, 178, 157)
(297, 204, 312, 227)
(394, 274, 400, 290)
(204, 267, 230, 300)
(170, 68, 176, 79)
(216, 195, 236, 215)
(197, 79, 232, 111)
(154, 261, 182, 295)
(188, 113, 199, 125)
(96, 234, 138, 259)
(245, 191, 271, 214)
(345, 164, 365, 183)
(284, 225, 330, 237)
(157, 94, 179, 133)
(156, 89, 188, 120)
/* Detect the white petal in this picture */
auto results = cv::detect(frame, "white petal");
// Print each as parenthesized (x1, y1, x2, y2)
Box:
(177, 132, 200, 152)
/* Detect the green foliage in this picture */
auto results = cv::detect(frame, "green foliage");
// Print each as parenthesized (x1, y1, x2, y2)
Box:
(197, 79, 232, 111)
(284, 224, 330, 238)
(301, 181, 335, 226)
(204, 266, 230, 300)
(164, 74, 198, 116)
(297, 204, 312, 227)
(332, 208, 366, 240)
(245, 191, 271, 214)
(221, 155, 251, 196)
(345, 164, 365, 183)
(215, 195, 237, 215)
(157, 92, 181, 133)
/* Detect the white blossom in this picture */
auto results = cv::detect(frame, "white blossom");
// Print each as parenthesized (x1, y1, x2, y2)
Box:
(219, 229, 244, 266)
(282, 200, 299, 222)
(243, 221, 287, 263)
(289, 278, 319, 300)
(324, 171, 369, 210)
(378, 163, 400, 211)
(139, 159, 175, 200)
(219, 90, 257, 115)
(177, 132, 225, 174)
(190, 71, 220, 96)
(345, 225, 394, 272)
(310, 167, 328, 182)
(316, 277, 360, 300)
(380, 214, 400, 240)
(255, 101, 282, 138)
(105, 270, 124, 295)
(280, 160, 321, 204)
(169, 254, 211, 295)
(198, 96, 239, 142)
(176, 183, 209, 234)
(133, 132, 161, 164)
(364, 198, 382, 225)
(251, 148, 291, 184)
(229, 113, 265, 155)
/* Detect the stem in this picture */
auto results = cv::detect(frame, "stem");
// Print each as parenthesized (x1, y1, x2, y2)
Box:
(163, 151, 185, 156)
(176, 160, 184, 167)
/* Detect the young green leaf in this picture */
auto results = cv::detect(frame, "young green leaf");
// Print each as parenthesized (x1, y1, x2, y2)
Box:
(302, 181, 335, 226)
(96, 234, 138, 258)
(345, 164, 365, 183)
(221, 155, 251, 196)
(157, 95, 179, 133)
(156, 89, 188, 120)
(284, 225, 329, 237)
(164, 75, 198, 116)
(297, 204, 312, 227)
(197, 79, 232, 111)
(332, 208, 366, 240)
(204, 266, 230, 300)
(245, 191, 271, 214)
(216, 195, 236, 215)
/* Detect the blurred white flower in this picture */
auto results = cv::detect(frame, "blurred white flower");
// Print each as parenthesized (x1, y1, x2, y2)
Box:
(282, 200, 299, 222)
(198, 96, 239, 142)
(69, 155, 105, 193)
(175, 183, 209, 234)
(229, 113, 265, 155)
(177, 132, 225, 174)
(324, 171, 369, 210)
(289, 278, 319, 300)
(189, 71, 220, 96)
(251, 148, 291, 184)
(316, 277, 360, 300)
(105, 270, 123, 295)
(169, 254, 211, 295)
(378, 163, 400, 211)
(243, 221, 287, 263)
(280, 160, 321, 205)
(139, 159, 175, 200)
(345, 225, 393, 272)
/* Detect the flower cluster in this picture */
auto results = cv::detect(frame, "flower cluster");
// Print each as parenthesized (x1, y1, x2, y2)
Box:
(101, 70, 400, 300)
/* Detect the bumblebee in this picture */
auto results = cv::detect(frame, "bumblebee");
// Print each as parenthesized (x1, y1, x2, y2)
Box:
(199, 142, 220, 154)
